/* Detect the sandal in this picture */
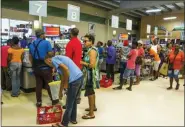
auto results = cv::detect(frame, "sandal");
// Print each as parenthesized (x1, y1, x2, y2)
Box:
(82, 114, 95, 119)
(85, 108, 97, 111)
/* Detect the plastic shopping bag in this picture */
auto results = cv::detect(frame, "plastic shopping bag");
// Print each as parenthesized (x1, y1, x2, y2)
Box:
(48, 81, 61, 100)
(159, 63, 168, 76)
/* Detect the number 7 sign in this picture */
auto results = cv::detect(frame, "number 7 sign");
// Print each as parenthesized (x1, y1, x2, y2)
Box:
(29, 1, 47, 17)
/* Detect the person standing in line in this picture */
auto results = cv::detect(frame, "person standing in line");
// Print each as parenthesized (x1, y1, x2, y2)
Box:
(97, 41, 104, 81)
(44, 55, 83, 127)
(1, 39, 12, 91)
(8, 37, 24, 97)
(29, 29, 59, 107)
(81, 34, 99, 120)
(135, 40, 145, 85)
(20, 36, 28, 48)
(106, 40, 116, 82)
(113, 42, 138, 91)
(167, 44, 184, 90)
(65, 28, 82, 105)
(119, 40, 130, 85)
(147, 46, 161, 81)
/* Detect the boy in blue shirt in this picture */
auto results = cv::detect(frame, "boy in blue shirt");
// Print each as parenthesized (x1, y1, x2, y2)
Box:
(44, 54, 83, 127)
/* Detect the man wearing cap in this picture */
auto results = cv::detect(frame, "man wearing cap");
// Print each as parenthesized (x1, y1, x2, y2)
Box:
(29, 29, 59, 107)
(135, 40, 145, 85)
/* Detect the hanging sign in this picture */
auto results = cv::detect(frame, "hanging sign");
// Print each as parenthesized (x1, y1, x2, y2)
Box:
(29, 1, 47, 17)
(126, 19, 132, 31)
(111, 15, 119, 28)
(147, 24, 151, 34)
(154, 27, 158, 35)
(67, 4, 80, 22)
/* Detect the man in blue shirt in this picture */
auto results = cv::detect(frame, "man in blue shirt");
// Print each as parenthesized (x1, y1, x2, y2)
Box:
(44, 54, 83, 127)
(106, 40, 116, 82)
(29, 29, 58, 107)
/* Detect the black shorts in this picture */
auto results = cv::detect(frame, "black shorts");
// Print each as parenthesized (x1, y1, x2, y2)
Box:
(84, 69, 95, 96)
(84, 85, 95, 97)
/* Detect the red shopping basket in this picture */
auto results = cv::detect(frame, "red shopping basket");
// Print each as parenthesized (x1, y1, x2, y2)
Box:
(100, 79, 113, 88)
(102, 75, 107, 80)
(37, 105, 62, 124)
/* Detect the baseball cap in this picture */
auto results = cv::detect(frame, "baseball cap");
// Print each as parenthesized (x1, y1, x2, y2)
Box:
(35, 29, 45, 37)
(137, 40, 143, 45)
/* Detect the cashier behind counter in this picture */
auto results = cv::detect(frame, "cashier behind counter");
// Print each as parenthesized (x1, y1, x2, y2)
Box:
(29, 29, 59, 107)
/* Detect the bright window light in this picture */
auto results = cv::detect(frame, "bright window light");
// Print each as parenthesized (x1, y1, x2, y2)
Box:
(146, 9, 161, 13)
(163, 17, 177, 20)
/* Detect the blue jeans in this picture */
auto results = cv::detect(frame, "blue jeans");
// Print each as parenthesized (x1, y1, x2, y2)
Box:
(9, 63, 22, 96)
(120, 62, 127, 80)
(62, 77, 83, 127)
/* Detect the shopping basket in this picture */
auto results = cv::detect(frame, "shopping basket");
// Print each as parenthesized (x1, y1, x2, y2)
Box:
(37, 105, 62, 124)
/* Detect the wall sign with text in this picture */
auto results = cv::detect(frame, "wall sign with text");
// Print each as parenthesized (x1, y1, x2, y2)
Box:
(29, 1, 47, 17)
(67, 4, 80, 22)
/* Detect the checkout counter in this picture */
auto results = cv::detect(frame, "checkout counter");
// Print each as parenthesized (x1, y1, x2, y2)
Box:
(21, 49, 36, 93)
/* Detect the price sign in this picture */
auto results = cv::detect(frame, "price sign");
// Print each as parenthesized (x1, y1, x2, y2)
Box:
(67, 4, 80, 22)
(29, 1, 47, 17)
(111, 15, 119, 28)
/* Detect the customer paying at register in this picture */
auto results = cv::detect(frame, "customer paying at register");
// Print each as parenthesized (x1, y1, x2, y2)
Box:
(44, 54, 83, 127)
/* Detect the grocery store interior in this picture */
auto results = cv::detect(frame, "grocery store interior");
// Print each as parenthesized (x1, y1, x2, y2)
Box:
(1, 0, 185, 126)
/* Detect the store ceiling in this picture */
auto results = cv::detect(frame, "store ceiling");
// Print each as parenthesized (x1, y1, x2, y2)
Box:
(79, 0, 185, 20)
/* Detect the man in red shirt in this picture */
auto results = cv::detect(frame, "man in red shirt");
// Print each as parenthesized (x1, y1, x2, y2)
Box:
(65, 28, 82, 69)
(65, 28, 82, 105)
(1, 39, 12, 90)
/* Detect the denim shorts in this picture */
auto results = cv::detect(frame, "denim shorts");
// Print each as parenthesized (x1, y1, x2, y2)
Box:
(168, 70, 180, 79)
(123, 68, 135, 79)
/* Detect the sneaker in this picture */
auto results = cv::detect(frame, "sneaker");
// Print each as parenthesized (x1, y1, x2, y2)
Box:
(36, 102, 42, 107)
(126, 87, 132, 91)
(167, 87, 173, 90)
(63, 105, 66, 109)
(52, 99, 59, 105)
(77, 98, 81, 104)
(113, 86, 122, 90)
(175, 84, 180, 90)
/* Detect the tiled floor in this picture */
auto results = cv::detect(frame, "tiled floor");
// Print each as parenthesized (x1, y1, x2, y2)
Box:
(1, 76, 184, 126)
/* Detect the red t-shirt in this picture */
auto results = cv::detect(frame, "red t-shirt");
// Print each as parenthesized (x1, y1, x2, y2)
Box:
(168, 51, 184, 70)
(1, 45, 10, 67)
(65, 37, 82, 69)
(127, 49, 138, 69)
(137, 47, 145, 57)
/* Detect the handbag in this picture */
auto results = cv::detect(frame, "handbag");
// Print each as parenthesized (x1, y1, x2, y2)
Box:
(159, 63, 168, 76)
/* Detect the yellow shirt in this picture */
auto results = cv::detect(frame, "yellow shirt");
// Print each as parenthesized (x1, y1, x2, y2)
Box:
(8, 48, 24, 63)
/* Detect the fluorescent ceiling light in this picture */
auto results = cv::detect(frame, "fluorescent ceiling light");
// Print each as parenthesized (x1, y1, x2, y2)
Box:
(146, 9, 161, 13)
(163, 17, 177, 20)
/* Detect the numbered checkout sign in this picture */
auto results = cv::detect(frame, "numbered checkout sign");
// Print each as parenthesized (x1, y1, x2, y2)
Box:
(67, 4, 80, 22)
(29, 1, 47, 17)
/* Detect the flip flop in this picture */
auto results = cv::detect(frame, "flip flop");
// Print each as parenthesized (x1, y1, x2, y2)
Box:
(82, 114, 95, 119)
(85, 108, 97, 111)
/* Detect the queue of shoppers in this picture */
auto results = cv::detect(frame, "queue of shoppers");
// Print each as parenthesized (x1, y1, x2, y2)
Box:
(1, 28, 184, 127)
